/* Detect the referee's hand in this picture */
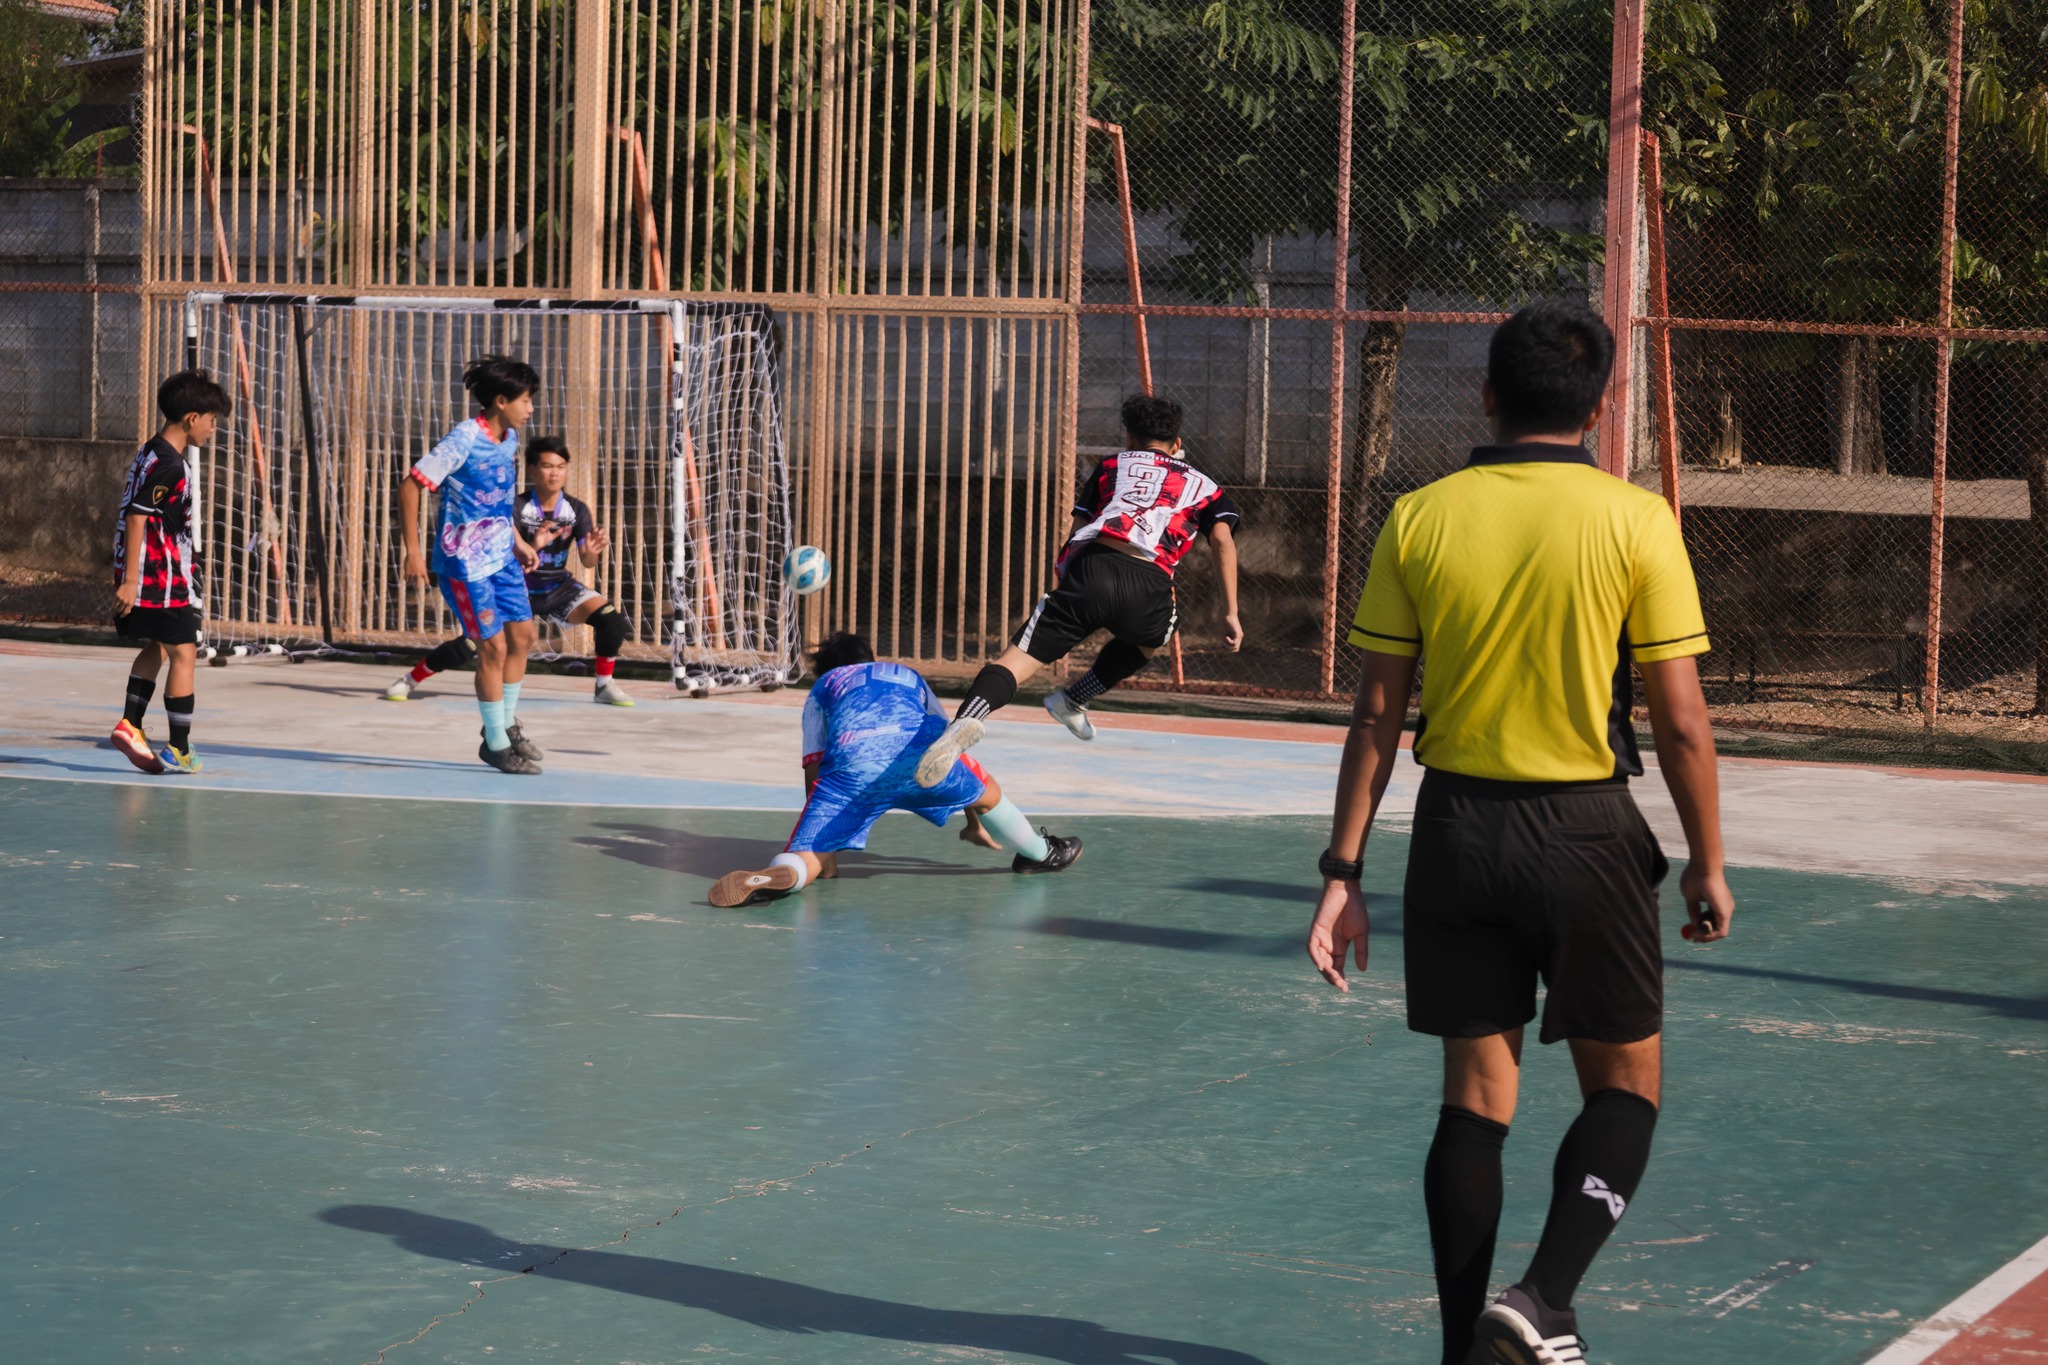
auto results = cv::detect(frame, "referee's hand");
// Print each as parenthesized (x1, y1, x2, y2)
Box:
(1307, 880, 1370, 991)
(1679, 862, 1735, 943)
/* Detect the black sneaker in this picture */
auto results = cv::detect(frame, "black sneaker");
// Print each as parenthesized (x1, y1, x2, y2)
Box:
(479, 740, 542, 775)
(506, 723, 543, 762)
(1012, 831, 1082, 874)
(1469, 1284, 1586, 1364)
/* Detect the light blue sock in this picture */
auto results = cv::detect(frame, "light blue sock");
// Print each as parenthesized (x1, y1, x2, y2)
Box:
(479, 698, 509, 751)
(501, 681, 523, 726)
(976, 796, 1049, 863)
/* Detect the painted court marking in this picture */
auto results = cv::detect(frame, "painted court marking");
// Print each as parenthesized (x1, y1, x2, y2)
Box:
(1867, 1231, 2048, 1363)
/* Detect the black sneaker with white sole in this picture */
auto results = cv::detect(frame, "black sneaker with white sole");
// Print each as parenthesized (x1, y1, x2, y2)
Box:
(1012, 831, 1082, 874)
(506, 723, 543, 762)
(1469, 1284, 1586, 1365)
(479, 740, 543, 775)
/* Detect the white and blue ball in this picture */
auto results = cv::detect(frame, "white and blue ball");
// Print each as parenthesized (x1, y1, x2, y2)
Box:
(782, 545, 831, 596)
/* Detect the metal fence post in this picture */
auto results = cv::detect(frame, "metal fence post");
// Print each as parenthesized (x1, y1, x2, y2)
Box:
(1922, 0, 1967, 728)
(1318, 0, 1357, 699)
(1598, 0, 1646, 478)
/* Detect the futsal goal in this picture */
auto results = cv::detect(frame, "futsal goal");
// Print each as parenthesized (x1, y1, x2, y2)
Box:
(180, 293, 800, 692)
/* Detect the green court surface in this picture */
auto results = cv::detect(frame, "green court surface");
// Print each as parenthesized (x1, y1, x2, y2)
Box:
(3, 775, 2046, 1364)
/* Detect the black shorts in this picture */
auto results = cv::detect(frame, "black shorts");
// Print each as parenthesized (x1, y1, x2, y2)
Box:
(1014, 544, 1177, 665)
(114, 604, 203, 647)
(529, 578, 602, 627)
(1402, 769, 1669, 1045)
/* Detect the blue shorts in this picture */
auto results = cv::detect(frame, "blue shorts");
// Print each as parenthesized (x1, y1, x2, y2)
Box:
(439, 560, 534, 641)
(787, 753, 989, 854)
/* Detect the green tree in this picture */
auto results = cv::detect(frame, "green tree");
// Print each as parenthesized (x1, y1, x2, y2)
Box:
(0, 0, 117, 177)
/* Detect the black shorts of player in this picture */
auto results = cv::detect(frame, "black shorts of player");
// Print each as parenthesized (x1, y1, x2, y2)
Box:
(528, 577, 599, 625)
(1402, 768, 1670, 1045)
(113, 604, 203, 646)
(1014, 543, 1177, 665)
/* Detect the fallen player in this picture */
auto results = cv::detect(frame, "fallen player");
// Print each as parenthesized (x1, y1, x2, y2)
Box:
(710, 632, 1081, 907)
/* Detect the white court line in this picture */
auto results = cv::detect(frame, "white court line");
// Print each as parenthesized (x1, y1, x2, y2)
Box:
(1865, 1230, 2048, 1364)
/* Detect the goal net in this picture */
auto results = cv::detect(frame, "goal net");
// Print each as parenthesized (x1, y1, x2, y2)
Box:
(182, 293, 800, 691)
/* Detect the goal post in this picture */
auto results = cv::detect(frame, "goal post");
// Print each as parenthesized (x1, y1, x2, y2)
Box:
(179, 292, 800, 691)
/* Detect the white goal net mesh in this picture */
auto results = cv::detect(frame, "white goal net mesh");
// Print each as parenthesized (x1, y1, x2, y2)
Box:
(183, 295, 798, 689)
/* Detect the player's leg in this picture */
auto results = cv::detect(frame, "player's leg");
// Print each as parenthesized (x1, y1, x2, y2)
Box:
(1427, 1032, 1522, 1365)
(448, 573, 538, 774)
(494, 561, 542, 762)
(385, 636, 473, 701)
(710, 849, 826, 908)
(112, 640, 167, 773)
(957, 770, 1080, 872)
(1044, 638, 1151, 740)
(916, 572, 1092, 787)
(711, 779, 874, 907)
(157, 639, 201, 773)
(1044, 557, 1176, 740)
(567, 592, 634, 707)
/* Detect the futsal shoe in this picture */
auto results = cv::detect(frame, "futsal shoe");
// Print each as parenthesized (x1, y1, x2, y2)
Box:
(503, 724, 544, 763)
(1469, 1285, 1586, 1365)
(914, 716, 985, 788)
(478, 740, 541, 775)
(383, 674, 417, 701)
(110, 719, 166, 774)
(709, 864, 803, 908)
(593, 681, 636, 707)
(156, 745, 202, 775)
(1012, 831, 1082, 875)
(1043, 688, 1096, 741)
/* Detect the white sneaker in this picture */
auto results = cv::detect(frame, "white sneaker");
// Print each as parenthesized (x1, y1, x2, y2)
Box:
(914, 716, 985, 788)
(594, 681, 636, 707)
(1470, 1285, 1587, 1364)
(1043, 688, 1096, 741)
(384, 675, 416, 701)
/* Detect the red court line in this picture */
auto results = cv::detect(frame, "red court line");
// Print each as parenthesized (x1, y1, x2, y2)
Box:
(1869, 1233, 2048, 1363)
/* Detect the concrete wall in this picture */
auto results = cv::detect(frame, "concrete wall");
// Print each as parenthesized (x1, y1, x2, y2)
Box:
(0, 436, 130, 577)
(0, 179, 144, 443)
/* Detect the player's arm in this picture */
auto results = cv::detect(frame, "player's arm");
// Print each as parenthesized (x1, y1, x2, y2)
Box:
(116, 511, 150, 613)
(1307, 648, 1416, 991)
(1640, 656, 1734, 943)
(397, 477, 430, 583)
(1206, 521, 1243, 651)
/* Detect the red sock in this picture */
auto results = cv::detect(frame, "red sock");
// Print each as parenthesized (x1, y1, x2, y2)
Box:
(408, 660, 434, 683)
(595, 657, 616, 679)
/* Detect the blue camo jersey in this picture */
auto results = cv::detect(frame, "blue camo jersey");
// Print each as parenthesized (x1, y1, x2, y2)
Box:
(801, 661, 947, 777)
(408, 417, 521, 580)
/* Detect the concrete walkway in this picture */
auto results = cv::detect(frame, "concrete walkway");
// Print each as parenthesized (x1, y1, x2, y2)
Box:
(2, 638, 2043, 884)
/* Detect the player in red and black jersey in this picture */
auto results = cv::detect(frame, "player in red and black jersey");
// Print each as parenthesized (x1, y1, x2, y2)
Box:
(108, 369, 231, 775)
(914, 393, 1243, 787)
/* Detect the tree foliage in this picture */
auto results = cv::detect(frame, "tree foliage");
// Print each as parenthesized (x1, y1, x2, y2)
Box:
(0, 0, 111, 178)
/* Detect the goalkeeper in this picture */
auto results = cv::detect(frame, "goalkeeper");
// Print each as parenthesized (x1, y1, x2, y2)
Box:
(386, 436, 636, 708)
(710, 632, 1082, 908)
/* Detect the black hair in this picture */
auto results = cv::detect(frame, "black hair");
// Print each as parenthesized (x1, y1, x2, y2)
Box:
(463, 355, 541, 409)
(156, 369, 231, 423)
(1486, 300, 1614, 436)
(525, 434, 571, 465)
(1121, 392, 1183, 445)
(811, 630, 875, 677)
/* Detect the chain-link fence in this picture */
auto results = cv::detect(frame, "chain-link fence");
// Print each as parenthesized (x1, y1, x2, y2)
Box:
(2, 2, 2044, 768)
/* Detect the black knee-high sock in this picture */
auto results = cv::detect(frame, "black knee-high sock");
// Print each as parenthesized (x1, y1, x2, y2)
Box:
(123, 674, 156, 727)
(164, 694, 194, 753)
(1066, 638, 1151, 707)
(1522, 1088, 1658, 1309)
(422, 636, 475, 673)
(956, 663, 1017, 723)
(1425, 1105, 1509, 1365)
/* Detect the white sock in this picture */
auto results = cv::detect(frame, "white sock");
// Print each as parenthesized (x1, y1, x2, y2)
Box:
(770, 852, 812, 889)
(975, 797, 1050, 862)
(502, 680, 523, 725)
(479, 699, 509, 750)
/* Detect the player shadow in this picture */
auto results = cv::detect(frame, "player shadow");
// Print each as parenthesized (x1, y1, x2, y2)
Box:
(156, 740, 480, 772)
(1666, 957, 2048, 1022)
(319, 1206, 1268, 1365)
(0, 751, 143, 777)
(580, 821, 1007, 884)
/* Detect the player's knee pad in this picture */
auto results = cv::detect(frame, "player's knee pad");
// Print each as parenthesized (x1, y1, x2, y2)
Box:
(589, 605, 630, 657)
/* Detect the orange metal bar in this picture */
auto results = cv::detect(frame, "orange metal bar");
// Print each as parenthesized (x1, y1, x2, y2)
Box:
(182, 124, 295, 629)
(1318, 0, 1356, 698)
(1923, 0, 1966, 728)
(1598, 0, 1646, 478)
(1640, 131, 1680, 523)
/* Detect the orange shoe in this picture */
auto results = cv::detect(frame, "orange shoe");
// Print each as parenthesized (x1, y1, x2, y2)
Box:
(111, 719, 166, 774)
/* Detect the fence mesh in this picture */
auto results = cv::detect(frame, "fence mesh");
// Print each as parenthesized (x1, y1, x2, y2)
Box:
(2, 1, 2045, 770)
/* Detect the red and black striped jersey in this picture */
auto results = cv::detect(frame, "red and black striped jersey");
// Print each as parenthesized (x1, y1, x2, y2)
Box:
(1061, 448, 1241, 577)
(112, 437, 200, 610)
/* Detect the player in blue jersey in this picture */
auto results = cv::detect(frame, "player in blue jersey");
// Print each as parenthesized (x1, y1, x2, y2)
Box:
(709, 633, 1082, 907)
(397, 356, 546, 775)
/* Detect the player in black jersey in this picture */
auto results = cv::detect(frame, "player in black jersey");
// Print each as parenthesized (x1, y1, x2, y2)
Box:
(385, 436, 637, 708)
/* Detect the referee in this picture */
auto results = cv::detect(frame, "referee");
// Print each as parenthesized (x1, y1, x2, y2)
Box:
(1306, 300, 1735, 1365)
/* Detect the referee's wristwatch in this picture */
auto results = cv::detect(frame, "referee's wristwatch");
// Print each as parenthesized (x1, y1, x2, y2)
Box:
(1318, 849, 1364, 882)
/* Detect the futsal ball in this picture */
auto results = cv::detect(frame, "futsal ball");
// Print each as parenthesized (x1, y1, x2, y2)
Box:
(783, 545, 831, 596)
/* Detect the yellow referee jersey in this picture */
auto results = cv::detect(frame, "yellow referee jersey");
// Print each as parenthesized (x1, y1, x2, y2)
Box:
(1350, 443, 1709, 783)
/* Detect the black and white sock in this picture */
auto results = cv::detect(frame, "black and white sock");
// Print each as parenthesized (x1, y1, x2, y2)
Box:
(1522, 1088, 1658, 1309)
(1424, 1104, 1509, 1364)
(165, 694, 194, 753)
(1067, 639, 1150, 707)
(956, 663, 1018, 723)
(123, 675, 156, 728)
